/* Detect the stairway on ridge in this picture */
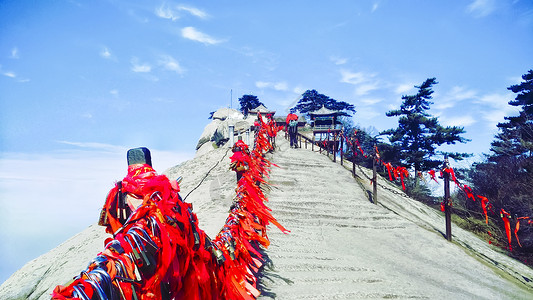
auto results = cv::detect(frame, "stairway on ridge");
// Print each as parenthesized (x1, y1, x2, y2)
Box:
(259, 136, 532, 299)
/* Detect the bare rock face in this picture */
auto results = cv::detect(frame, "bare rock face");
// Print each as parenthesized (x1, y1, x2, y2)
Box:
(195, 108, 254, 156)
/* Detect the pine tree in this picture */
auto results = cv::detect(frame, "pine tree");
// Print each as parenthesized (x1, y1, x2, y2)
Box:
(290, 89, 355, 117)
(473, 70, 533, 216)
(491, 70, 533, 161)
(381, 78, 470, 174)
(238, 94, 263, 117)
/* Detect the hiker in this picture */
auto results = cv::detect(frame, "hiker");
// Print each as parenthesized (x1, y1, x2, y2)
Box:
(286, 113, 298, 148)
(230, 140, 251, 182)
(266, 114, 277, 150)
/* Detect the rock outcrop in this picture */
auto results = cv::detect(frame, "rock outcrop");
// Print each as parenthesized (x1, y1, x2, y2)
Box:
(195, 108, 256, 157)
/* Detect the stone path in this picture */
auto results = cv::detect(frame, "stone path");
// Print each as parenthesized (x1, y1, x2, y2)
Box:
(259, 136, 531, 299)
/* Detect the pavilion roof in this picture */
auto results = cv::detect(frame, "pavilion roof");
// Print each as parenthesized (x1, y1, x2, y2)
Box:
(309, 105, 341, 116)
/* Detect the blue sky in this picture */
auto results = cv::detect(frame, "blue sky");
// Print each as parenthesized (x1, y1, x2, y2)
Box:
(1, 0, 532, 284)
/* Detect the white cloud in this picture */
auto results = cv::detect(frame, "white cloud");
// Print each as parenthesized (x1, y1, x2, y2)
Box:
(158, 55, 185, 74)
(178, 5, 208, 19)
(372, 2, 379, 12)
(110, 89, 119, 96)
(100, 47, 112, 59)
(155, 3, 179, 21)
(340, 70, 368, 85)
(434, 86, 477, 110)
(476, 92, 520, 129)
(3, 71, 16, 78)
(448, 86, 477, 101)
(130, 57, 152, 73)
(255, 81, 288, 91)
(355, 106, 380, 120)
(394, 83, 415, 95)
(330, 55, 348, 65)
(181, 27, 222, 45)
(11, 47, 19, 59)
(356, 82, 379, 96)
(466, 0, 496, 18)
(340, 69, 380, 96)
(360, 98, 382, 105)
(440, 115, 477, 127)
(274, 82, 288, 91)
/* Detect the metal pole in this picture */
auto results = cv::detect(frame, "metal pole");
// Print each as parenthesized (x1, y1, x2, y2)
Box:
(443, 155, 452, 241)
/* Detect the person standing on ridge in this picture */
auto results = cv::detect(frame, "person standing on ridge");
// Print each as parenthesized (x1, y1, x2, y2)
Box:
(286, 113, 298, 148)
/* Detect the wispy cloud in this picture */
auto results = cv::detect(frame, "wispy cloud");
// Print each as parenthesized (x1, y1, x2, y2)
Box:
(255, 81, 288, 91)
(329, 55, 348, 65)
(57, 140, 127, 152)
(394, 83, 416, 95)
(130, 57, 152, 73)
(155, 3, 179, 21)
(177, 5, 209, 19)
(81, 112, 93, 119)
(3, 71, 16, 78)
(340, 69, 379, 96)
(155, 4, 208, 21)
(181, 27, 222, 45)
(10, 47, 19, 59)
(466, 0, 496, 18)
(440, 115, 477, 127)
(340, 70, 368, 85)
(356, 82, 380, 96)
(0, 66, 30, 82)
(360, 98, 383, 105)
(355, 106, 380, 120)
(158, 55, 185, 74)
(476, 92, 519, 129)
(100, 47, 112, 59)
(434, 86, 477, 110)
(372, 2, 380, 12)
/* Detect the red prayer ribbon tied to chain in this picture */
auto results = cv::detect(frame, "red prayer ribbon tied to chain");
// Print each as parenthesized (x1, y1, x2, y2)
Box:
(52, 117, 287, 300)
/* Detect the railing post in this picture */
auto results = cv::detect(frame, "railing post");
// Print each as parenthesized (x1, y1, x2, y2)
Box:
(372, 145, 378, 205)
(326, 132, 330, 158)
(299, 133, 302, 148)
(340, 133, 343, 166)
(443, 155, 452, 241)
(352, 135, 356, 177)
(333, 133, 337, 162)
